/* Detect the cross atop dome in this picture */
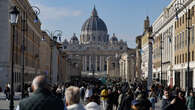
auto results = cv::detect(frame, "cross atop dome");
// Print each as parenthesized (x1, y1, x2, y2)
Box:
(91, 5, 98, 17)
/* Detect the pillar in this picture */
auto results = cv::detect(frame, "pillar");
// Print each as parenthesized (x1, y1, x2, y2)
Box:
(89, 56, 91, 71)
(100, 56, 102, 71)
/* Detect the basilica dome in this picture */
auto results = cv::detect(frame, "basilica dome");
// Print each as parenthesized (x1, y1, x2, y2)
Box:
(81, 7, 107, 32)
(80, 6, 109, 44)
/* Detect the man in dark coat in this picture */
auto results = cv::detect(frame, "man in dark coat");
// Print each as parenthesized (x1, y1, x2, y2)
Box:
(16, 75, 65, 110)
(119, 89, 134, 110)
(161, 89, 174, 110)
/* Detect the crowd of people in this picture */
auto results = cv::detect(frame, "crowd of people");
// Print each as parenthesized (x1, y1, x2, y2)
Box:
(2, 75, 195, 110)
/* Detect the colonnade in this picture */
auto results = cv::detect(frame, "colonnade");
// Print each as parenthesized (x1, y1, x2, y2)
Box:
(82, 55, 107, 72)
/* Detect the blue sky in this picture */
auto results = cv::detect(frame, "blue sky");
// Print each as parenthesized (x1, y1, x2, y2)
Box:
(29, 0, 171, 48)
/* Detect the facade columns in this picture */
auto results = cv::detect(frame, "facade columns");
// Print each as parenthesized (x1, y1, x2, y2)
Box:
(82, 56, 85, 71)
(100, 56, 102, 71)
(96, 56, 98, 71)
(89, 56, 91, 71)
(85, 56, 87, 71)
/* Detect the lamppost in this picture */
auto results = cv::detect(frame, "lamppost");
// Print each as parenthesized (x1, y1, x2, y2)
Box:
(92, 64, 95, 78)
(45, 30, 62, 82)
(175, 3, 191, 91)
(21, 6, 40, 99)
(9, 6, 19, 110)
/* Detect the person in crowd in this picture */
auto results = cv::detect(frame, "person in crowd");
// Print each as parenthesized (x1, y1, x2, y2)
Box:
(112, 87, 119, 110)
(93, 84, 100, 95)
(119, 89, 134, 110)
(171, 86, 180, 97)
(56, 85, 63, 99)
(80, 86, 85, 102)
(85, 86, 93, 103)
(161, 89, 175, 110)
(85, 95, 100, 110)
(117, 89, 123, 110)
(16, 75, 65, 110)
(0, 86, 2, 92)
(135, 92, 152, 110)
(148, 87, 157, 110)
(131, 99, 141, 110)
(100, 86, 108, 110)
(171, 90, 187, 110)
(106, 88, 114, 110)
(65, 86, 85, 110)
(92, 92, 100, 105)
(186, 91, 195, 110)
(4, 84, 10, 100)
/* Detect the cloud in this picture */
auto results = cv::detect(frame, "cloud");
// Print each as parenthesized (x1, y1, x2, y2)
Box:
(29, 2, 82, 20)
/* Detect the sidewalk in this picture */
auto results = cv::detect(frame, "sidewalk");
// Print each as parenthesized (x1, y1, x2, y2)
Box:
(0, 100, 20, 110)
(155, 99, 162, 110)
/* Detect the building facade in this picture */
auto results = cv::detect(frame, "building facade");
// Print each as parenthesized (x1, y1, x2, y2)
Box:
(39, 31, 51, 79)
(140, 16, 152, 79)
(136, 35, 142, 79)
(107, 55, 120, 78)
(0, 0, 42, 88)
(63, 7, 129, 77)
(152, 0, 195, 89)
(119, 49, 136, 82)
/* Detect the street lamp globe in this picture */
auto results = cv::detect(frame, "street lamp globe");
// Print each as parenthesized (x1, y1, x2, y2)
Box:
(9, 6, 19, 24)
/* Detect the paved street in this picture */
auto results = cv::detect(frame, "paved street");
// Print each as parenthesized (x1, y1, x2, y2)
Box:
(0, 100, 19, 110)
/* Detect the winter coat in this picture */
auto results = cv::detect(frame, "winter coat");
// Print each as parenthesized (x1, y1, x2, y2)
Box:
(67, 104, 86, 110)
(119, 95, 133, 110)
(85, 102, 100, 110)
(187, 96, 195, 109)
(19, 88, 64, 110)
(171, 97, 187, 110)
(161, 95, 173, 110)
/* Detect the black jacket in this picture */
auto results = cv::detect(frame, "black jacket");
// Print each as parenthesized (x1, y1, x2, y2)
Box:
(19, 88, 64, 110)
(161, 96, 174, 110)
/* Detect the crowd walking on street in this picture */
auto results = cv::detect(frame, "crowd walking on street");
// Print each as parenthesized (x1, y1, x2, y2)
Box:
(2, 75, 195, 110)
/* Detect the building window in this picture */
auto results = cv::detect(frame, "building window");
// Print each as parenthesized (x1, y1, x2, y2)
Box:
(175, 37, 177, 50)
(185, 53, 187, 62)
(175, 22, 177, 29)
(192, 26, 194, 44)
(183, 54, 184, 63)
(175, 56, 176, 64)
(185, 30, 188, 46)
(192, 51, 194, 61)
(182, 32, 185, 47)
(182, 15, 184, 24)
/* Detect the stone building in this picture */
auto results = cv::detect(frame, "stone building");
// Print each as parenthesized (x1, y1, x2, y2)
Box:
(0, 0, 42, 88)
(136, 35, 142, 79)
(151, 0, 195, 89)
(63, 7, 129, 77)
(172, 0, 195, 89)
(140, 16, 153, 79)
(119, 49, 136, 82)
(107, 55, 120, 78)
(40, 31, 51, 79)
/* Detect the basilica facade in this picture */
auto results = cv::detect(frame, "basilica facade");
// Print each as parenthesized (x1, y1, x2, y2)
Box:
(63, 7, 128, 77)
